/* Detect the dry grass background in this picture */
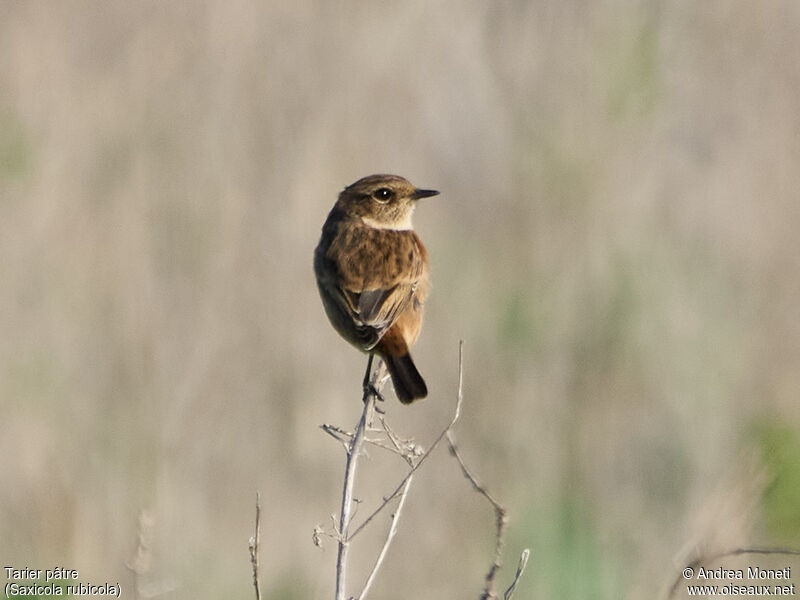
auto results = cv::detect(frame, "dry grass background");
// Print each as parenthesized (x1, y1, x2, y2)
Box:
(2, 1, 800, 598)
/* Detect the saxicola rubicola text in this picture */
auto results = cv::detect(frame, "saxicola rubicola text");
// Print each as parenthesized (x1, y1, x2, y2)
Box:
(314, 174, 438, 403)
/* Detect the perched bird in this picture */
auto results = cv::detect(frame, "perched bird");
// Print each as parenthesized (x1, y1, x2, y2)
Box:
(314, 174, 438, 403)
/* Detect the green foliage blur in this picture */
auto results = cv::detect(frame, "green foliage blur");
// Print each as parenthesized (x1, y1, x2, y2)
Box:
(753, 420, 800, 542)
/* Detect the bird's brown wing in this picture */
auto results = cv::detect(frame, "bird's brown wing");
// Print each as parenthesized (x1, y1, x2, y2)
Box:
(340, 284, 415, 350)
(315, 223, 424, 351)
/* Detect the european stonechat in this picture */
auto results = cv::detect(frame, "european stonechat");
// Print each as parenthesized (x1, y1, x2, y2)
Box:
(314, 174, 438, 403)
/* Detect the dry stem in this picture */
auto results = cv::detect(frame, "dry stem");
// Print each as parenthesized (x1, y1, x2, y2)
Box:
(248, 492, 262, 600)
(447, 432, 508, 599)
(357, 476, 414, 600)
(349, 342, 464, 542)
(334, 359, 384, 600)
(322, 341, 529, 599)
(504, 549, 530, 600)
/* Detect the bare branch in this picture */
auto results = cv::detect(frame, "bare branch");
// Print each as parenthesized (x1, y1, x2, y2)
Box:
(320, 423, 354, 450)
(248, 492, 262, 600)
(443, 344, 530, 599)
(349, 341, 465, 541)
(325, 341, 515, 600)
(357, 476, 414, 600)
(503, 549, 530, 600)
(447, 432, 508, 599)
(335, 360, 385, 600)
(378, 415, 421, 465)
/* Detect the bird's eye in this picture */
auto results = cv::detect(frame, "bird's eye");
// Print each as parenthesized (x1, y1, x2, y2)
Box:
(373, 188, 393, 202)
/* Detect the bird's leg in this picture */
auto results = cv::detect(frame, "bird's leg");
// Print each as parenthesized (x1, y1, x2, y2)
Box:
(361, 352, 374, 396)
(362, 352, 386, 407)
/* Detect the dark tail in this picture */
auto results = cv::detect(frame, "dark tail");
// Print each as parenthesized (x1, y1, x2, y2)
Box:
(382, 352, 427, 404)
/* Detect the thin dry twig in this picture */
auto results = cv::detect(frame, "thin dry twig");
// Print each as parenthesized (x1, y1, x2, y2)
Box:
(326, 417, 420, 458)
(334, 359, 385, 600)
(349, 341, 465, 542)
(442, 344, 531, 599)
(378, 415, 421, 465)
(248, 492, 262, 600)
(324, 341, 521, 600)
(447, 431, 508, 599)
(503, 549, 530, 600)
(357, 475, 414, 600)
(320, 423, 354, 450)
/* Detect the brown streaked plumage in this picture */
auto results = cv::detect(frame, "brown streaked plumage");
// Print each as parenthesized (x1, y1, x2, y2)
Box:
(314, 174, 438, 403)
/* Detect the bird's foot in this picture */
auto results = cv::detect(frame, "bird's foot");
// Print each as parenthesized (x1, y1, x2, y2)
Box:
(363, 382, 386, 404)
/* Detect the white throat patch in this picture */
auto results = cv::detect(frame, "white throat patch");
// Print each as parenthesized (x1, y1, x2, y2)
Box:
(361, 213, 414, 231)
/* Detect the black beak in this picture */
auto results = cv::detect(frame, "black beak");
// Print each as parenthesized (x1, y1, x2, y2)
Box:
(413, 188, 440, 200)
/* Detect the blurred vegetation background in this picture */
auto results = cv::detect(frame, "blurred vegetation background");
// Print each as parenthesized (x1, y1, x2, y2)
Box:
(2, 1, 799, 599)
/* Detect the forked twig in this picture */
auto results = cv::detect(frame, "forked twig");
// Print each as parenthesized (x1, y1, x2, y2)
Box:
(349, 341, 465, 541)
(447, 431, 509, 599)
(320, 423, 354, 450)
(448, 429, 532, 599)
(322, 341, 527, 600)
